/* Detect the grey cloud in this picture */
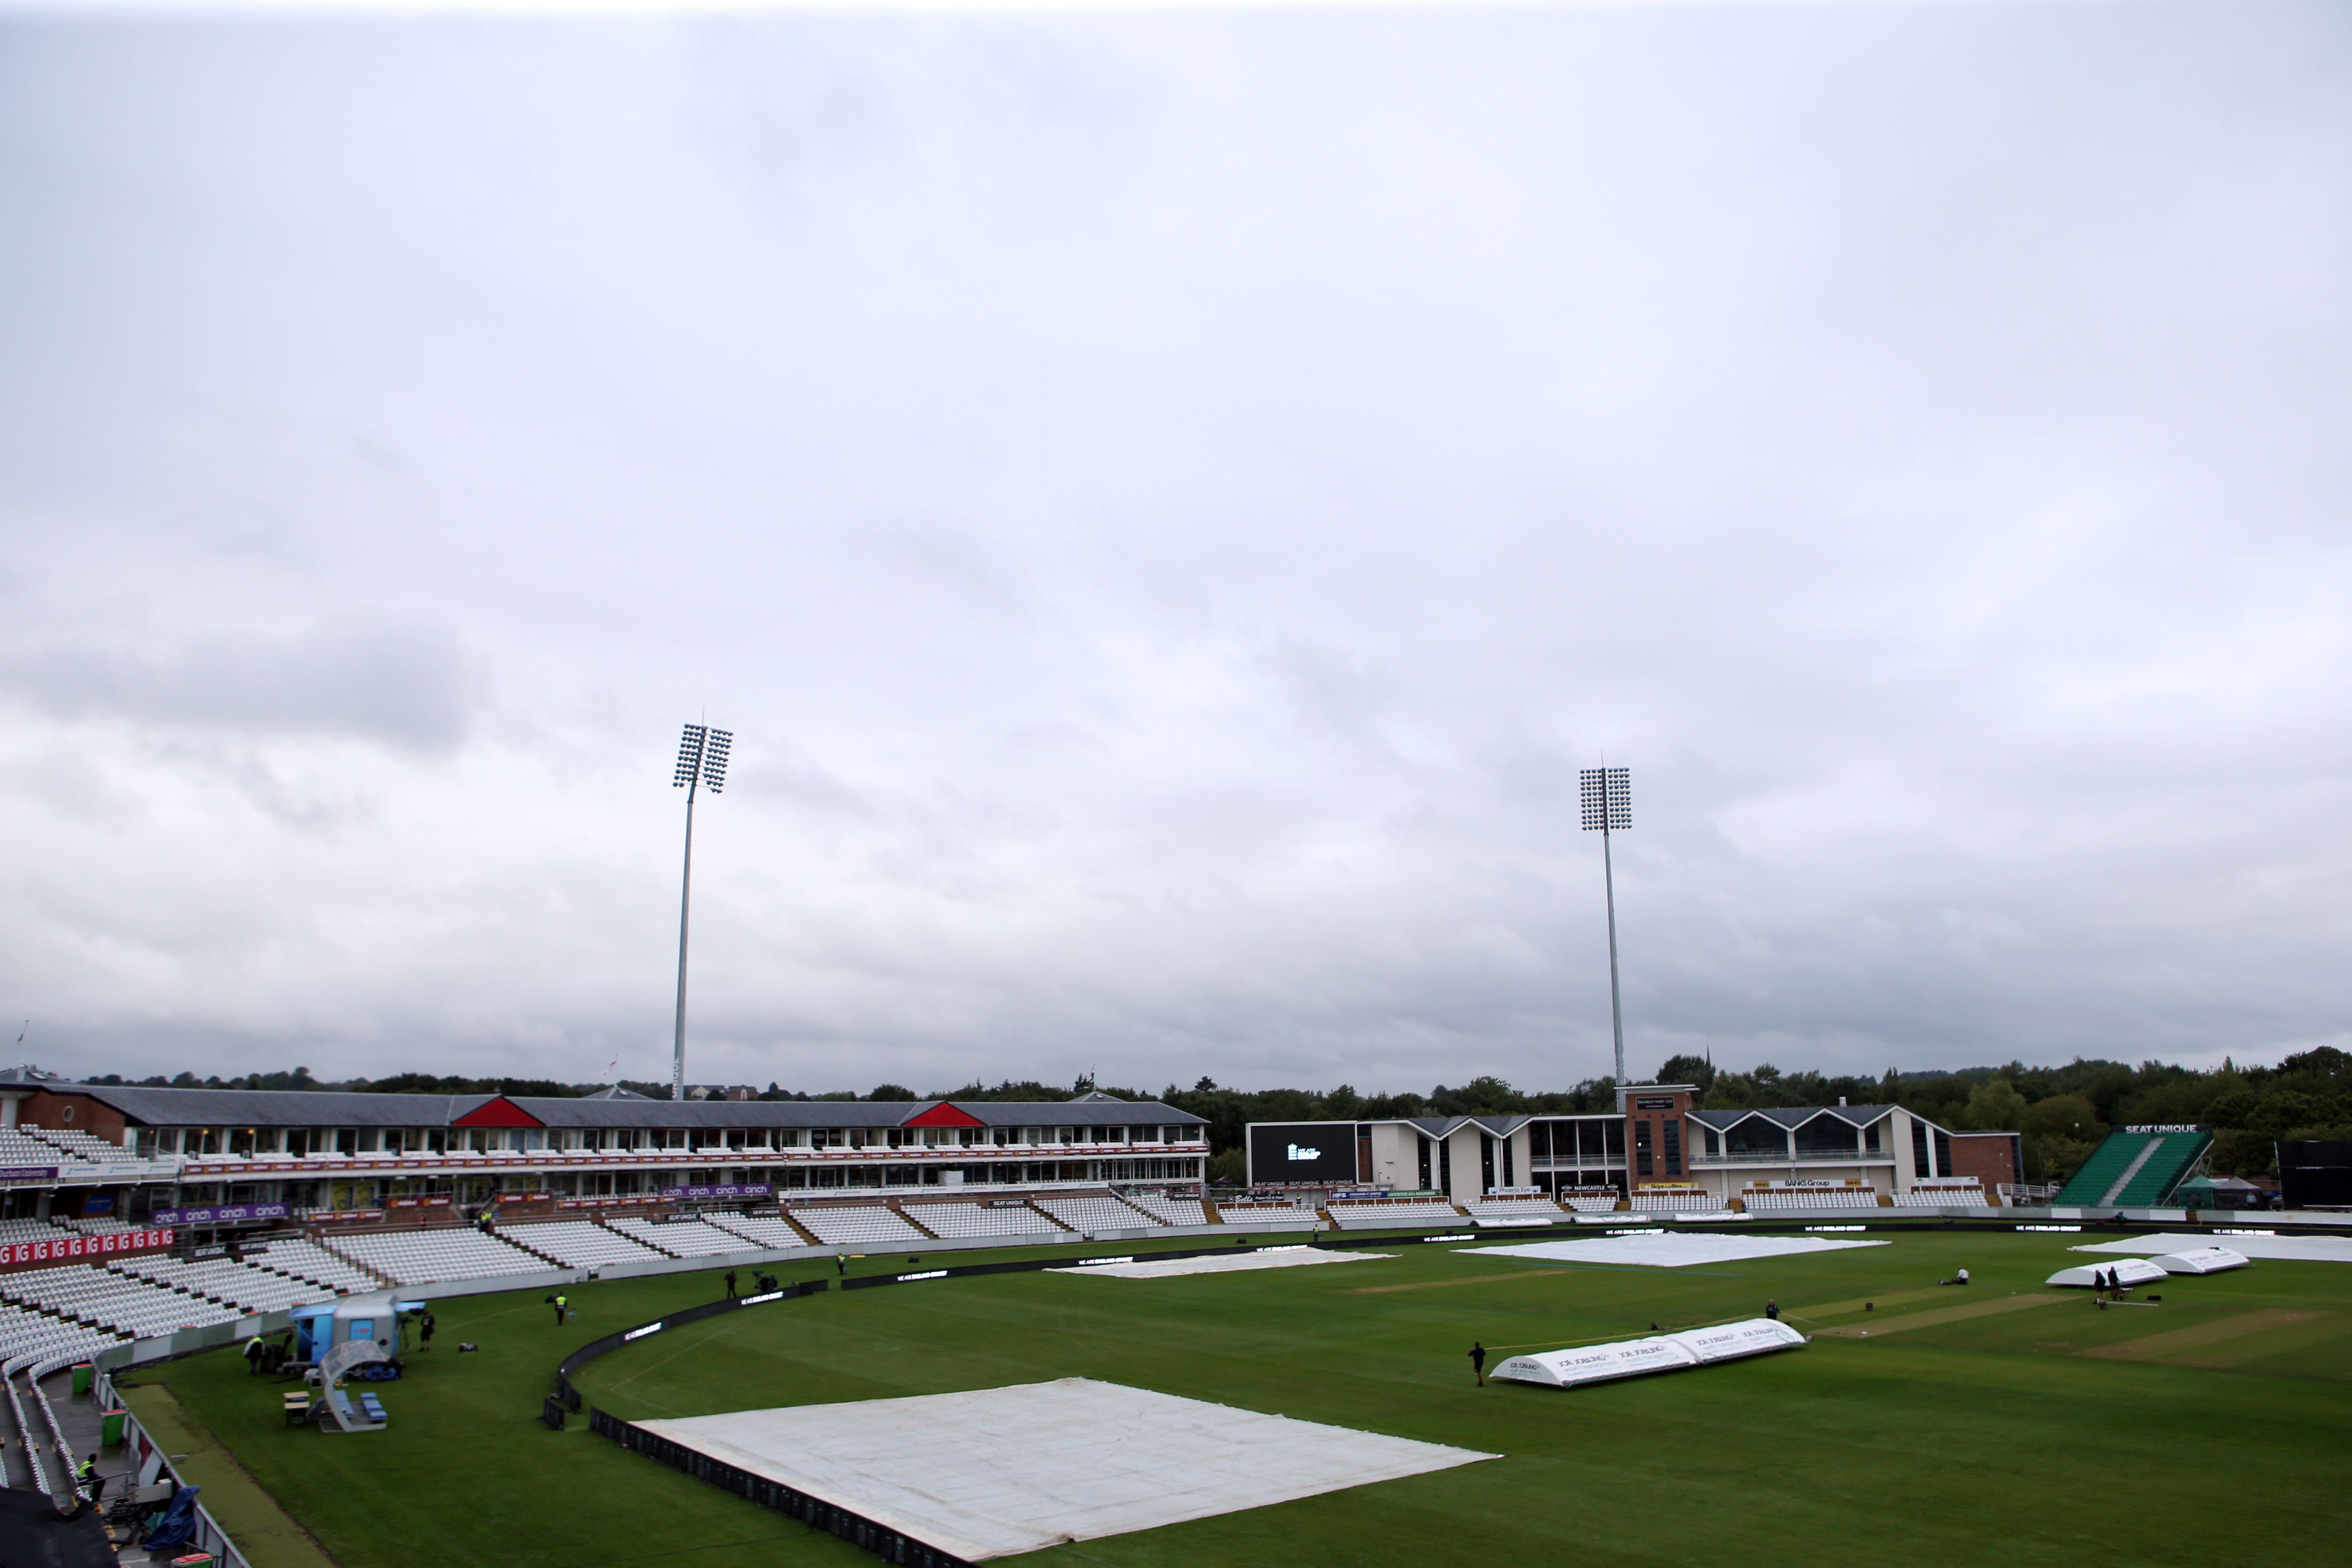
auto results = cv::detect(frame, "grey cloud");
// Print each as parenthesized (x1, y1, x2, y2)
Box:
(2, 620, 486, 754)
(0, 4, 2344, 1089)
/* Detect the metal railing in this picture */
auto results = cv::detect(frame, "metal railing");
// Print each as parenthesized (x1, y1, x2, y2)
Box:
(89, 1363, 254, 1568)
(1691, 1149, 1896, 1166)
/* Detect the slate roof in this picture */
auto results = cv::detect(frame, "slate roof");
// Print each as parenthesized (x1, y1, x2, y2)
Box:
(45, 1083, 1202, 1131)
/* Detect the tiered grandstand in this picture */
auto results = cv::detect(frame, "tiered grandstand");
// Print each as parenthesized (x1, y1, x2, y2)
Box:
(2055, 1128, 2213, 1207)
(254, 1238, 383, 1294)
(1463, 1196, 1562, 1223)
(1630, 1189, 1723, 1213)
(1557, 1187, 1624, 1213)
(0, 1299, 116, 1368)
(1, 1263, 239, 1338)
(1327, 1200, 1462, 1230)
(1211, 1201, 1325, 1233)
(705, 1213, 815, 1250)
(1741, 1186, 1879, 1212)
(108, 1254, 332, 1313)
(1894, 1180, 1995, 1209)
(321, 1227, 548, 1285)
(607, 1217, 762, 1258)
(501, 1220, 668, 1268)
(1033, 1195, 1161, 1232)
(904, 1202, 1067, 1239)
(787, 1205, 928, 1246)
(1126, 1193, 1212, 1226)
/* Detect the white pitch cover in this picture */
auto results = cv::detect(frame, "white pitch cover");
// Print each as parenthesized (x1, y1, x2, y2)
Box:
(631, 1378, 1493, 1560)
(1490, 1318, 1808, 1389)
(1666, 1317, 1810, 1363)
(1493, 1335, 1697, 1388)
(2153, 1247, 2251, 1274)
(2072, 1231, 2352, 1265)
(2045, 1257, 2169, 1288)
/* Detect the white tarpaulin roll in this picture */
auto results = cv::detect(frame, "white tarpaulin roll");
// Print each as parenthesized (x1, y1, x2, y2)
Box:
(2046, 1257, 2168, 1288)
(2153, 1247, 2251, 1274)
(1492, 1318, 1804, 1388)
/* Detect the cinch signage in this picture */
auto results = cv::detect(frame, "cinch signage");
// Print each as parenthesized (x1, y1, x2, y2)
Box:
(0, 1227, 174, 1266)
(659, 1183, 774, 1200)
(152, 1204, 290, 1226)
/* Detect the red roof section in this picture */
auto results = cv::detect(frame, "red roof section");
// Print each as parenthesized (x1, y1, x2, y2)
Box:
(902, 1102, 986, 1129)
(452, 1096, 545, 1129)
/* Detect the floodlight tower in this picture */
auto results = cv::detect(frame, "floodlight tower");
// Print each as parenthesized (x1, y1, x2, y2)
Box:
(671, 722, 733, 1103)
(1579, 764, 1632, 1086)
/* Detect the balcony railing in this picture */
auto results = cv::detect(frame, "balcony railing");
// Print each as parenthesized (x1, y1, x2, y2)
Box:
(1691, 1148, 1897, 1166)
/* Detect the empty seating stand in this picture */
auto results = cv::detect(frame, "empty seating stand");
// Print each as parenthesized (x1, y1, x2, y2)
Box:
(1033, 1196, 1163, 1234)
(500, 1221, 670, 1268)
(255, 1239, 382, 1294)
(1741, 1188, 1878, 1213)
(605, 1219, 761, 1259)
(1630, 1191, 1724, 1213)
(787, 1205, 928, 1246)
(1464, 1197, 1563, 1225)
(1558, 1189, 1624, 1214)
(1326, 1201, 1464, 1230)
(322, 1227, 548, 1285)
(1895, 1183, 1994, 1209)
(704, 1213, 817, 1250)
(1209, 1203, 1326, 1233)
(1122, 1194, 1212, 1226)
(903, 1203, 1067, 1239)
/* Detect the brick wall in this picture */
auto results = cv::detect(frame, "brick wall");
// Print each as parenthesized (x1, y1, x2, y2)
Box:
(17, 1089, 129, 1144)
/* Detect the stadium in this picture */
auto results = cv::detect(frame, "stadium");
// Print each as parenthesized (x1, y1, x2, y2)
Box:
(0, 1074, 2345, 1568)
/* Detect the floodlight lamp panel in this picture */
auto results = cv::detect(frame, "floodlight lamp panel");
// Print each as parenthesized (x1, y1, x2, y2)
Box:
(702, 728, 733, 792)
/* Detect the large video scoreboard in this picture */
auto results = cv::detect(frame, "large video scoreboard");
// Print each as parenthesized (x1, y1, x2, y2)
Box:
(1246, 1123, 1362, 1185)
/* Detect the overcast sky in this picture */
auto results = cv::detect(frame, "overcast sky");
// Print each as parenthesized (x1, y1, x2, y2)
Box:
(1, 1, 2346, 1096)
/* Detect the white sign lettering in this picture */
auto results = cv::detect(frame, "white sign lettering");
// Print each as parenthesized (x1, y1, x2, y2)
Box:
(1285, 1143, 1322, 1161)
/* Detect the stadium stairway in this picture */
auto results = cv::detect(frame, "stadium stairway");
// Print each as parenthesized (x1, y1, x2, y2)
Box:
(2109, 1130, 2212, 1206)
(2054, 1132, 2153, 1207)
(493, 1228, 568, 1269)
(600, 1218, 684, 1260)
(893, 1205, 944, 1242)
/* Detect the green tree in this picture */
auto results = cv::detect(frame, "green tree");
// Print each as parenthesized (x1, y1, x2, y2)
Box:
(1958, 1079, 2029, 1131)
(2021, 1093, 2103, 1145)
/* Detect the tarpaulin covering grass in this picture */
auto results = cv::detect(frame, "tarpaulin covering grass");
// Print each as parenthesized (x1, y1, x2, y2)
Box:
(137, 1227, 2352, 1568)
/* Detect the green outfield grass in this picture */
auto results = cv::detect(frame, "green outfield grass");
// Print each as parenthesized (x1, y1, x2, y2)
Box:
(127, 1228, 2351, 1568)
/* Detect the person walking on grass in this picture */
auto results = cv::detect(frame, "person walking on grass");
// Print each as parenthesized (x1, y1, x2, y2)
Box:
(1469, 1342, 1487, 1386)
(244, 1334, 266, 1375)
(1765, 1299, 1780, 1321)
(420, 1312, 436, 1352)
(551, 1293, 568, 1327)
(725, 1269, 738, 1299)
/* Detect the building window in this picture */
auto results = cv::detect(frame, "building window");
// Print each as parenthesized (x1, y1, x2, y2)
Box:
(1795, 1115, 1858, 1160)
(1864, 1120, 1881, 1154)
(1663, 1120, 1681, 1177)
(1437, 1138, 1452, 1194)
(1417, 1135, 1432, 1191)
(1634, 1120, 1654, 1179)
(1726, 1118, 1788, 1159)
(1935, 1131, 1953, 1179)
(1912, 1120, 1932, 1178)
